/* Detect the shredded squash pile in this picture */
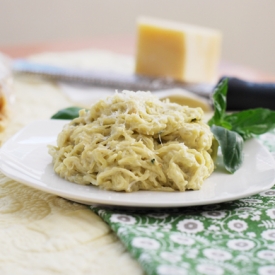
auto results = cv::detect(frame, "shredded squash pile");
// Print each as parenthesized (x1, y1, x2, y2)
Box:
(49, 91, 214, 192)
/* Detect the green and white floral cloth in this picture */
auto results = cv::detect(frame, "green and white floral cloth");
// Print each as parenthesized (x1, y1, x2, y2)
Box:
(91, 132, 275, 275)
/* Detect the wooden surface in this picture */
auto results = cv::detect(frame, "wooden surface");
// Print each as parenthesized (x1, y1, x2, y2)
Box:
(1, 36, 275, 83)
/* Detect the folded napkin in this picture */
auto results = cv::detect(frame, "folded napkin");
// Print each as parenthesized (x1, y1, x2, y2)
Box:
(91, 132, 275, 275)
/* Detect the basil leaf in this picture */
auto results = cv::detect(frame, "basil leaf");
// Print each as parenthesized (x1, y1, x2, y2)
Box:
(51, 107, 83, 120)
(208, 78, 231, 129)
(211, 125, 244, 173)
(225, 108, 275, 140)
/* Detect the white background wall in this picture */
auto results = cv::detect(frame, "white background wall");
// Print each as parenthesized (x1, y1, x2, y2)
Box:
(0, 0, 275, 74)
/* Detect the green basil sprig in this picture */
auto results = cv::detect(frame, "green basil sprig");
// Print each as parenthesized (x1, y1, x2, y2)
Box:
(208, 78, 275, 173)
(225, 108, 275, 140)
(208, 78, 231, 129)
(51, 106, 83, 120)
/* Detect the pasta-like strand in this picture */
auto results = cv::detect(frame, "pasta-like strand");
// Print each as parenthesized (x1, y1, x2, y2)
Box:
(49, 91, 214, 192)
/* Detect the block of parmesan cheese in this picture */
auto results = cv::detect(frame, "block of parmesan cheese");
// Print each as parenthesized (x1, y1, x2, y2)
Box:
(135, 17, 222, 83)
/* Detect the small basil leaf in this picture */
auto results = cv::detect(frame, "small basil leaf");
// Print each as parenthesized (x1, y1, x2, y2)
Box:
(51, 107, 83, 120)
(225, 108, 275, 140)
(211, 125, 244, 173)
(208, 78, 230, 129)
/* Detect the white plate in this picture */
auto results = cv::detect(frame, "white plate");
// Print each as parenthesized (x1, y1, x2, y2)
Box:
(0, 119, 275, 208)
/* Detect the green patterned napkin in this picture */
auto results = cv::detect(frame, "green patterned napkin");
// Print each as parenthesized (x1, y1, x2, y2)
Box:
(91, 132, 275, 275)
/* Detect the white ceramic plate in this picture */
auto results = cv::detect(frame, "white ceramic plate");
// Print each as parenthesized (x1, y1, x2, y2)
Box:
(0, 119, 275, 208)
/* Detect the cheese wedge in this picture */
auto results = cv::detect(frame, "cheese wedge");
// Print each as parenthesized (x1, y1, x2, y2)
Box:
(135, 17, 222, 83)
